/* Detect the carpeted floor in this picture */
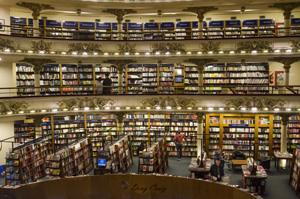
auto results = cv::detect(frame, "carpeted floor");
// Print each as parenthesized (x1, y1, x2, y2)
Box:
(127, 156, 299, 199)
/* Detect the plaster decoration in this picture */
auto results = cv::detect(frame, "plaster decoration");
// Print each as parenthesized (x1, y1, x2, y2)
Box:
(103, 59, 136, 73)
(16, 2, 54, 20)
(67, 43, 102, 55)
(269, 57, 300, 70)
(103, 9, 137, 23)
(185, 58, 217, 72)
(291, 40, 300, 52)
(270, 3, 300, 19)
(0, 38, 14, 51)
(224, 97, 285, 110)
(183, 7, 218, 21)
(236, 40, 273, 53)
(151, 43, 186, 54)
(31, 40, 52, 53)
(140, 97, 197, 109)
(118, 43, 136, 54)
(194, 112, 205, 123)
(201, 41, 221, 53)
(19, 58, 55, 74)
(30, 115, 48, 127)
(0, 100, 29, 114)
(57, 97, 115, 110)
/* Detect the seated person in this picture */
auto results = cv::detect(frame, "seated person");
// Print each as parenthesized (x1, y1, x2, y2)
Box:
(209, 158, 224, 182)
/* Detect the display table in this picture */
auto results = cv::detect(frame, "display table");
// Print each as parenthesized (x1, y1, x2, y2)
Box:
(232, 159, 248, 172)
(188, 158, 211, 179)
(242, 165, 267, 195)
(273, 152, 293, 171)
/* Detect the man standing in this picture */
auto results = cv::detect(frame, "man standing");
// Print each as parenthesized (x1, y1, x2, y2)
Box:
(174, 132, 186, 161)
(209, 158, 224, 182)
(103, 73, 112, 94)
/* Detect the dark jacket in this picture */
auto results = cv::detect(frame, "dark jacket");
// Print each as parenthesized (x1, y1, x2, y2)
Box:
(103, 78, 112, 94)
(210, 164, 224, 181)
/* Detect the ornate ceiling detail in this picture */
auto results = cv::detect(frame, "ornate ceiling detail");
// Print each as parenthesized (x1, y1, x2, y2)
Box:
(103, 59, 136, 73)
(185, 58, 217, 72)
(19, 58, 55, 74)
(291, 40, 300, 52)
(0, 38, 14, 51)
(194, 112, 205, 123)
(151, 43, 186, 54)
(224, 97, 285, 110)
(140, 97, 197, 109)
(16, 2, 54, 20)
(183, 7, 218, 21)
(270, 3, 300, 19)
(236, 40, 273, 53)
(103, 9, 137, 23)
(117, 43, 136, 54)
(269, 57, 300, 69)
(31, 40, 52, 53)
(0, 100, 29, 114)
(201, 41, 220, 53)
(57, 97, 115, 110)
(67, 43, 102, 55)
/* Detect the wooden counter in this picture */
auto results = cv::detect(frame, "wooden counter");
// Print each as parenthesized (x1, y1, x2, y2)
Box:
(0, 174, 259, 199)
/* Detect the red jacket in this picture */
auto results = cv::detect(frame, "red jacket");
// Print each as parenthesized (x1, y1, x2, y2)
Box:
(174, 134, 187, 144)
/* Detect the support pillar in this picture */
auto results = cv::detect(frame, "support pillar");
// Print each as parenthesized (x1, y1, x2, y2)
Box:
(183, 7, 218, 39)
(284, 64, 291, 87)
(270, 3, 300, 36)
(280, 115, 290, 152)
(31, 115, 45, 138)
(195, 112, 205, 157)
(16, 2, 54, 37)
(185, 58, 217, 94)
(116, 112, 125, 138)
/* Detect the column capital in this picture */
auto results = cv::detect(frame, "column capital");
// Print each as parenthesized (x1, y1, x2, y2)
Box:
(115, 112, 126, 122)
(103, 59, 136, 74)
(270, 3, 300, 19)
(19, 58, 55, 74)
(277, 114, 292, 125)
(185, 58, 217, 72)
(29, 115, 48, 127)
(16, 2, 54, 20)
(103, 9, 137, 24)
(183, 7, 218, 22)
(194, 112, 205, 123)
(269, 57, 300, 72)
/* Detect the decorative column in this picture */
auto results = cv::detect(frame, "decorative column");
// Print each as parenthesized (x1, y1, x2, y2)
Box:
(19, 58, 55, 96)
(16, 2, 54, 37)
(269, 57, 300, 93)
(270, 3, 300, 36)
(195, 112, 205, 157)
(184, 7, 218, 39)
(185, 59, 217, 94)
(115, 112, 126, 139)
(31, 115, 46, 138)
(280, 114, 290, 152)
(104, 59, 136, 94)
(103, 9, 137, 40)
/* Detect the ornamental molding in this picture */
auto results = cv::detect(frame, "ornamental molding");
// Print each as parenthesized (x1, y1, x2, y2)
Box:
(269, 57, 300, 67)
(140, 97, 197, 109)
(291, 40, 300, 52)
(103, 9, 137, 23)
(118, 43, 136, 54)
(0, 100, 29, 114)
(57, 97, 115, 110)
(236, 40, 273, 53)
(16, 2, 54, 20)
(270, 3, 300, 19)
(0, 38, 14, 51)
(67, 43, 102, 55)
(224, 97, 285, 110)
(183, 7, 218, 21)
(31, 40, 52, 53)
(19, 58, 55, 74)
(201, 41, 220, 53)
(151, 43, 186, 54)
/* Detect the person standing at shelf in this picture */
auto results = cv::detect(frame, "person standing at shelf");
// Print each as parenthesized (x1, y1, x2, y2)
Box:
(103, 73, 112, 94)
(96, 77, 103, 94)
(209, 158, 224, 182)
(214, 148, 224, 167)
(174, 132, 187, 161)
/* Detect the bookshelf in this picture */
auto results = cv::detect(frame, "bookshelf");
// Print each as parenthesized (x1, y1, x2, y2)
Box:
(14, 120, 35, 143)
(144, 23, 162, 40)
(112, 23, 127, 40)
(27, 19, 45, 37)
(206, 114, 221, 157)
(5, 152, 20, 186)
(191, 21, 207, 39)
(138, 138, 168, 174)
(45, 20, 63, 39)
(78, 22, 96, 40)
(40, 64, 61, 95)
(290, 148, 300, 197)
(259, 19, 275, 37)
(289, 116, 300, 148)
(143, 64, 158, 94)
(208, 21, 224, 39)
(159, 64, 174, 94)
(78, 64, 94, 95)
(175, 22, 192, 40)
(203, 63, 226, 94)
(62, 21, 79, 39)
(127, 64, 143, 94)
(95, 64, 120, 94)
(291, 18, 300, 36)
(184, 65, 198, 94)
(95, 22, 112, 41)
(61, 64, 78, 95)
(257, 115, 273, 158)
(273, 115, 281, 152)
(16, 63, 35, 96)
(225, 20, 241, 38)
(10, 17, 28, 37)
(242, 20, 259, 38)
(127, 23, 144, 40)
(161, 22, 175, 40)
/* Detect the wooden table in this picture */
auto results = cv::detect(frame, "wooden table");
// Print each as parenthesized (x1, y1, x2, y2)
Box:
(232, 159, 248, 172)
(273, 152, 293, 171)
(242, 165, 267, 195)
(188, 158, 211, 178)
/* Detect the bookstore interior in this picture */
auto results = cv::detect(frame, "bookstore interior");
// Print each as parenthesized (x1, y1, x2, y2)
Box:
(0, 0, 300, 199)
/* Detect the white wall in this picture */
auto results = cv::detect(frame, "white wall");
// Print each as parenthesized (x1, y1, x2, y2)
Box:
(269, 62, 300, 86)
(0, 62, 15, 97)
(0, 121, 14, 165)
(0, 6, 10, 35)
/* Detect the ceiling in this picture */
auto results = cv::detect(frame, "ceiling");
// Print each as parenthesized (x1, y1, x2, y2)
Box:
(4, 0, 300, 18)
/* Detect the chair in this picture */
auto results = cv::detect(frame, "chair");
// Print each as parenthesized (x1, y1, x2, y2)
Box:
(232, 150, 246, 160)
(258, 156, 271, 170)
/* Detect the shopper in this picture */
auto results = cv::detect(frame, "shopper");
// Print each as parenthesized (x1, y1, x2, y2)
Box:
(103, 73, 112, 94)
(174, 132, 187, 161)
(96, 77, 103, 94)
(209, 158, 224, 182)
(136, 141, 145, 155)
(214, 148, 224, 167)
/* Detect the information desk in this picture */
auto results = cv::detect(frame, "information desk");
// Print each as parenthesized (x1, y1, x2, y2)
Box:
(188, 157, 211, 178)
(232, 160, 248, 172)
(242, 165, 267, 195)
(273, 152, 293, 171)
(0, 174, 261, 199)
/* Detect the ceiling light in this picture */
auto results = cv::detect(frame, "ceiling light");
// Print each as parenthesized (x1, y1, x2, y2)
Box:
(7, 112, 12, 115)
(104, 52, 108, 55)
(19, 111, 24, 114)
(63, 108, 68, 111)
(116, 107, 120, 110)
(72, 51, 77, 55)
(208, 51, 213, 54)
(155, 52, 160, 55)
(105, 107, 110, 110)
(93, 52, 98, 55)
(230, 108, 235, 110)
(39, 50, 45, 54)
(286, 49, 292, 53)
(135, 52, 140, 55)
(83, 52, 88, 56)
(252, 50, 257, 54)
(230, 51, 235, 54)
(166, 106, 172, 110)
(146, 107, 151, 109)
(187, 51, 191, 54)
(0, 58, 2, 61)
(84, 107, 90, 111)
(263, 50, 268, 53)
(165, 51, 170, 55)
(176, 51, 181, 55)
(187, 107, 192, 110)
(114, 52, 119, 55)
(219, 51, 224, 54)
(74, 108, 79, 111)
(177, 107, 182, 110)
(263, 107, 268, 111)
(126, 107, 131, 109)
(208, 107, 213, 111)
(197, 51, 202, 54)
(28, 50, 33, 53)
(125, 52, 129, 55)
(286, 108, 291, 111)
(275, 49, 280, 53)
(95, 107, 100, 110)
(298, 108, 300, 111)
(219, 107, 224, 111)
(145, 52, 150, 55)
(16, 50, 21, 53)
(156, 106, 161, 110)
(241, 107, 246, 111)
(61, 51, 66, 55)
(252, 107, 258, 111)
(274, 108, 280, 111)
(30, 110, 35, 113)
(198, 107, 202, 110)
(52, 109, 57, 112)
(41, 109, 46, 113)
(136, 107, 140, 109)
(4, 48, 10, 52)
(241, 50, 246, 54)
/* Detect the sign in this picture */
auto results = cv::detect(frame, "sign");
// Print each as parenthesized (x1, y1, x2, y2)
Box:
(42, 122, 51, 125)
(176, 21, 191, 28)
(242, 20, 258, 26)
(160, 22, 175, 29)
(28, 19, 44, 26)
(192, 21, 207, 27)
(123, 119, 134, 122)
(96, 22, 111, 29)
(128, 64, 142, 67)
(11, 17, 27, 24)
(291, 18, 300, 25)
(228, 124, 249, 127)
(46, 20, 62, 27)
(87, 119, 102, 122)
(80, 22, 95, 29)
(128, 23, 143, 29)
(186, 119, 197, 122)
(112, 23, 127, 29)
(166, 119, 184, 122)
(150, 119, 164, 122)
(227, 63, 242, 67)
(143, 64, 157, 67)
(225, 20, 241, 27)
(135, 119, 148, 121)
(144, 23, 159, 29)
(63, 21, 79, 28)
(102, 119, 116, 122)
(209, 20, 224, 27)
(55, 121, 69, 124)
(259, 19, 275, 26)
(70, 120, 84, 123)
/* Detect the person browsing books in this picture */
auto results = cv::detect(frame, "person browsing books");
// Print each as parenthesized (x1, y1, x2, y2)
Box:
(103, 73, 112, 94)
(210, 158, 224, 182)
(214, 148, 224, 167)
(96, 77, 103, 94)
(174, 132, 187, 161)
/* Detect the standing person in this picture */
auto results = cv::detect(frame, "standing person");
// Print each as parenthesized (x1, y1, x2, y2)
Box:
(174, 132, 187, 161)
(96, 77, 103, 94)
(214, 148, 224, 167)
(103, 73, 112, 94)
(209, 158, 224, 182)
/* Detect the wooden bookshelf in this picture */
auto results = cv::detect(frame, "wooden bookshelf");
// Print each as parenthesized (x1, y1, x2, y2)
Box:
(203, 63, 226, 94)
(161, 22, 175, 40)
(291, 18, 300, 36)
(273, 115, 281, 152)
(144, 23, 162, 40)
(184, 65, 198, 94)
(126, 64, 143, 94)
(14, 120, 35, 143)
(95, 23, 112, 41)
(208, 21, 224, 39)
(16, 63, 35, 96)
(142, 64, 158, 94)
(127, 23, 144, 41)
(242, 20, 259, 38)
(40, 64, 61, 95)
(225, 20, 241, 39)
(258, 19, 275, 37)
(290, 148, 300, 197)
(175, 22, 192, 40)
(78, 64, 94, 95)
(159, 64, 174, 94)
